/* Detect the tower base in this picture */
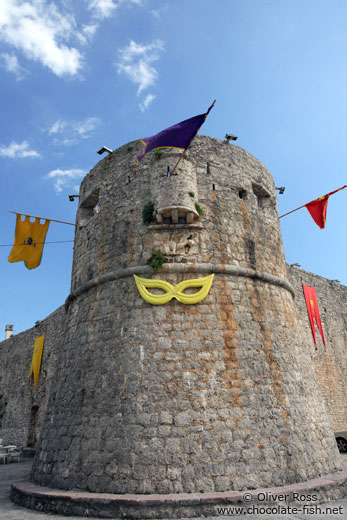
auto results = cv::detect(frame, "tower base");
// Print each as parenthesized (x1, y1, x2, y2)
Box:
(11, 459, 347, 519)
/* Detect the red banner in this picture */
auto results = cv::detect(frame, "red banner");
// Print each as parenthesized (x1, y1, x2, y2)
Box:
(302, 285, 326, 349)
(305, 185, 347, 229)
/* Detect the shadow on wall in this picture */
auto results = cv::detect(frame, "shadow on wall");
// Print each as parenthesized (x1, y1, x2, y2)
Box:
(27, 405, 39, 447)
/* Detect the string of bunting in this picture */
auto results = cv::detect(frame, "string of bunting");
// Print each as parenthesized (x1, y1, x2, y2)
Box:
(7, 211, 75, 270)
(0, 240, 74, 247)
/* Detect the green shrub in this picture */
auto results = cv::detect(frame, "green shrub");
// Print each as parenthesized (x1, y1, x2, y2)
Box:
(189, 191, 195, 198)
(142, 203, 155, 224)
(153, 149, 163, 159)
(195, 202, 204, 215)
(146, 250, 167, 272)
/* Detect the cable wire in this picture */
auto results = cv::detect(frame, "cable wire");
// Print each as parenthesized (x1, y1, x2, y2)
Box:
(0, 240, 74, 247)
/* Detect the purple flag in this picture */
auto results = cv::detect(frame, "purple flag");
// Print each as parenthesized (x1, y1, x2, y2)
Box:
(136, 101, 215, 165)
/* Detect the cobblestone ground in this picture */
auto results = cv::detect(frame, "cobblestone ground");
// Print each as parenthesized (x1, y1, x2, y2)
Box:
(0, 458, 346, 520)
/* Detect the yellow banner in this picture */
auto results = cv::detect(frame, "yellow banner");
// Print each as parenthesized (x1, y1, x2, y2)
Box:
(28, 335, 45, 390)
(8, 214, 50, 269)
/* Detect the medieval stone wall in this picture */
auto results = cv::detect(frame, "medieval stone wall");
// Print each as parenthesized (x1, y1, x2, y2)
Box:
(0, 306, 65, 448)
(1, 266, 345, 454)
(0, 136, 345, 496)
(27, 136, 341, 494)
(287, 266, 347, 432)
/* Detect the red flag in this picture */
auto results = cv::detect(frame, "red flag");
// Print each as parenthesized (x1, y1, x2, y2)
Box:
(305, 185, 347, 229)
(302, 285, 326, 349)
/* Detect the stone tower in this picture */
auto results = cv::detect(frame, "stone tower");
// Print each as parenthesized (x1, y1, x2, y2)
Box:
(31, 135, 341, 494)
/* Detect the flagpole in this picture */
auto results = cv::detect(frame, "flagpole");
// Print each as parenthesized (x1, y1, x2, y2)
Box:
(279, 185, 347, 219)
(9, 211, 76, 226)
(170, 149, 187, 176)
(170, 99, 216, 176)
(279, 204, 307, 219)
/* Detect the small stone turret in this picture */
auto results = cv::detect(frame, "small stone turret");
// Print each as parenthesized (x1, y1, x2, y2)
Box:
(5, 325, 13, 340)
(151, 154, 199, 224)
(30, 136, 341, 495)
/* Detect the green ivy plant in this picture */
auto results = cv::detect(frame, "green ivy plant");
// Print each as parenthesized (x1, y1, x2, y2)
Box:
(146, 249, 167, 272)
(142, 203, 155, 224)
(195, 202, 204, 215)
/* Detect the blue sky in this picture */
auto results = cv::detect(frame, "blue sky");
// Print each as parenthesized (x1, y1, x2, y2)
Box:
(1, 0, 346, 335)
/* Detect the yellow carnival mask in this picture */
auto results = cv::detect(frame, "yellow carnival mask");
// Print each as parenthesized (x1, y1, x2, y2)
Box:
(134, 274, 214, 305)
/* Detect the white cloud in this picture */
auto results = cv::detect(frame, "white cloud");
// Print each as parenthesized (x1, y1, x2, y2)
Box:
(45, 168, 85, 193)
(150, 5, 168, 21)
(48, 116, 101, 145)
(150, 9, 161, 20)
(77, 24, 98, 45)
(139, 93, 156, 112)
(87, 0, 142, 19)
(76, 116, 101, 137)
(117, 39, 164, 95)
(0, 0, 83, 77)
(0, 141, 40, 158)
(48, 120, 67, 135)
(0, 1, 144, 77)
(1, 52, 27, 80)
(88, 0, 118, 19)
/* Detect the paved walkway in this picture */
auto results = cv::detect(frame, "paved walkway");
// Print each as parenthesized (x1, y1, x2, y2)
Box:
(1, 457, 346, 519)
